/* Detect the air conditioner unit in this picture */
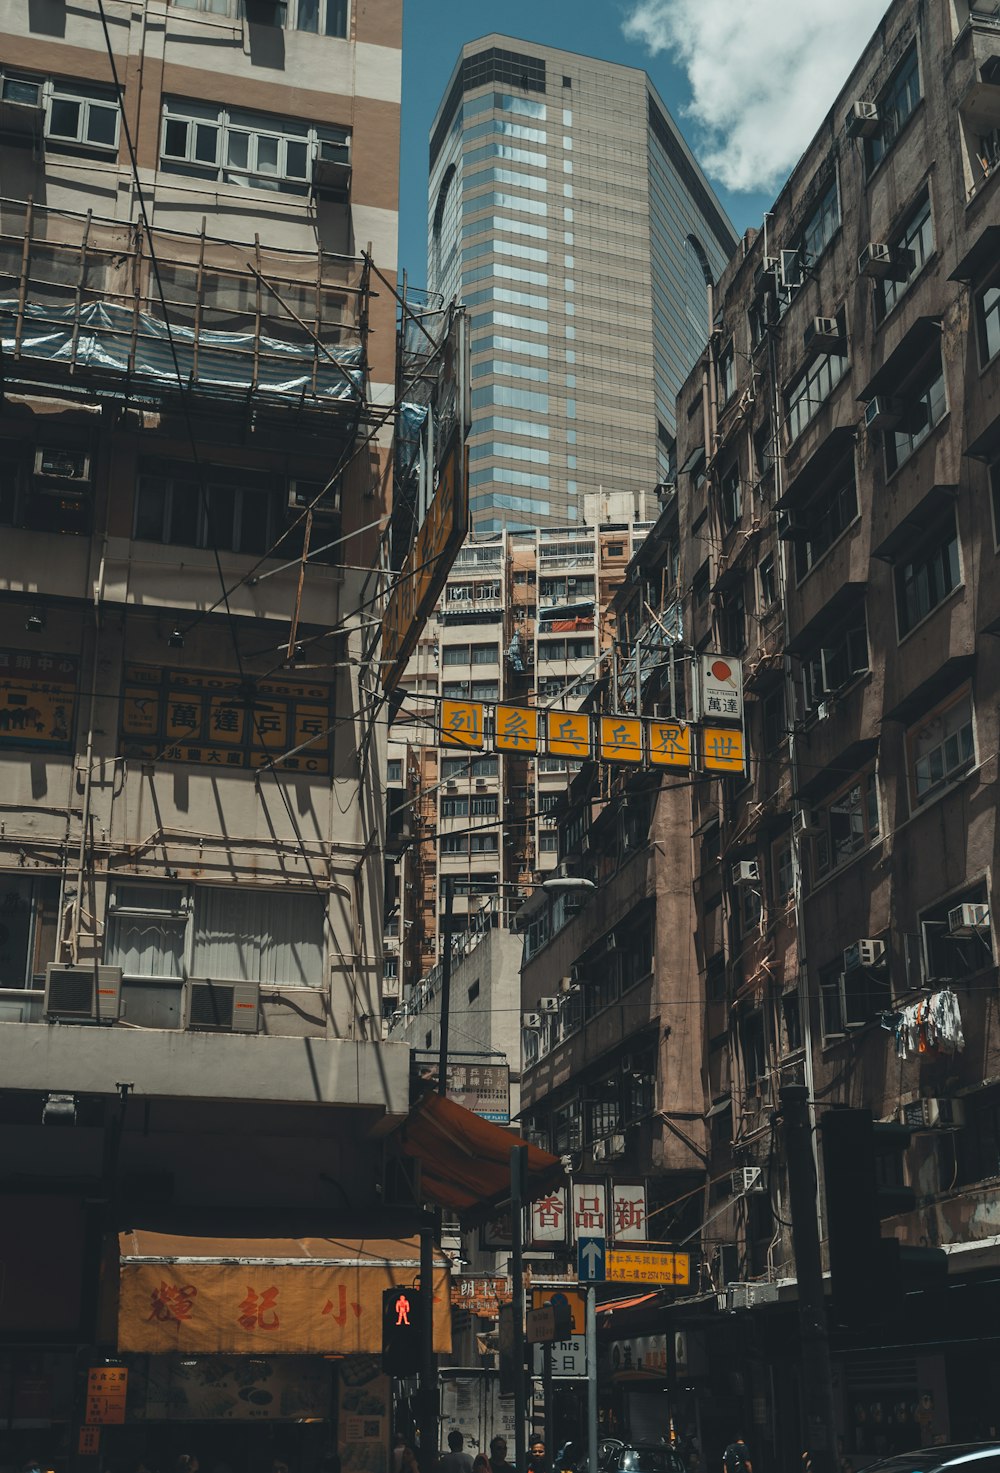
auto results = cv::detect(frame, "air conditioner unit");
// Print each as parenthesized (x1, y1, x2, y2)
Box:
(753, 256, 779, 296)
(732, 860, 759, 886)
(187, 979, 259, 1034)
(34, 447, 91, 483)
(44, 964, 123, 1023)
(540, 996, 560, 1012)
(803, 316, 844, 354)
(732, 1166, 764, 1195)
(475, 778, 488, 789)
(858, 242, 895, 279)
(948, 903, 990, 936)
(445, 781, 458, 791)
(288, 478, 341, 520)
(522, 1011, 542, 1030)
(779, 249, 802, 291)
(0, 85, 45, 136)
(382, 974, 400, 998)
(244, 0, 288, 23)
(592, 1138, 608, 1162)
(311, 149, 352, 199)
(738, 387, 755, 415)
(605, 932, 618, 952)
(864, 396, 900, 431)
(727, 1281, 779, 1310)
(847, 99, 881, 138)
(842, 938, 886, 972)
(899, 1096, 966, 1130)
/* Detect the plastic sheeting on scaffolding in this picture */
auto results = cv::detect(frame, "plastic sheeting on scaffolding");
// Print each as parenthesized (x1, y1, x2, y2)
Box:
(0, 298, 363, 402)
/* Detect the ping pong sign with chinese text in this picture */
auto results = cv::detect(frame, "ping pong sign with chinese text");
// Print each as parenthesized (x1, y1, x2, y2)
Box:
(86, 1366, 128, 1424)
(605, 1249, 691, 1285)
(440, 699, 484, 748)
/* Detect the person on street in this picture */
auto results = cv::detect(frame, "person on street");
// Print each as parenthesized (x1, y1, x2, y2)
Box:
(722, 1438, 752, 1473)
(439, 1432, 474, 1473)
(487, 1438, 515, 1473)
(527, 1441, 549, 1473)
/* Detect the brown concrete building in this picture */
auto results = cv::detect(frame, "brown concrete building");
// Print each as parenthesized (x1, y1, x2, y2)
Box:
(0, 0, 409, 1462)
(519, 0, 1000, 1458)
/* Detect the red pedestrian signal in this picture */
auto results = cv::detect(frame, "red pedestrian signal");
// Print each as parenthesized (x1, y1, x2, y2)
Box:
(382, 1285, 422, 1377)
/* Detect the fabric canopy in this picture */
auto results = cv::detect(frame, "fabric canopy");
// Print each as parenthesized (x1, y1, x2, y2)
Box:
(117, 1231, 451, 1356)
(397, 1091, 564, 1214)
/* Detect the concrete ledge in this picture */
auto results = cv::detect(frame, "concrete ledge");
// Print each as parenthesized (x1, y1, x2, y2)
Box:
(0, 1021, 410, 1117)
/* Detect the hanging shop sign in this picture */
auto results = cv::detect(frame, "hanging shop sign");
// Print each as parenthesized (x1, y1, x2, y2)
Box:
(604, 1248, 691, 1286)
(337, 1357, 390, 1473)
(571, 1182, 608, 1237)
(0, 649, 77, 751)
(530, 1185, 568, 1245)
(444, 1061, 511, 1123)
(698, 655, 744, 723)
(610, 1182, 648, 1243)
(495, 703, 539, 753)
(86, 1366, 128, 1425)
(120, 664, 333, 774)
(451, 1276, 512, 1316)
(126, 1355, 330, 1422)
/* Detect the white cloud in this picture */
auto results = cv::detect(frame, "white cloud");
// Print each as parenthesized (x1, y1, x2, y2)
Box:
(622, 0, 888, 193)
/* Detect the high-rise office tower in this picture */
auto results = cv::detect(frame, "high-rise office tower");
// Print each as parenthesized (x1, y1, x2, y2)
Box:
(427, 36, 739, 533)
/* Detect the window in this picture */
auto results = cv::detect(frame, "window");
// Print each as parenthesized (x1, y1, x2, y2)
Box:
(819, 952, 891, 1037)
(471, 796, 498, 817)
(920, 880, 992, 983)
(883, 350, 947, 476)
(865, 44, 921, 174)
(172, 0, 234, 11)
(772, 840, 793, 902)
(722, 584, 746, 656)
(553, 1099, 583, 1153)
(47, 79, 120, 152)
(441, 834, 467, 854)
(800, 174, 840, 264)
(718, 340, 736, 404)
(470, 832, 499, 853)
(758, 553, 777, 610)
(538, 832, 559, 852)
(0, 446, 92, 536)
(720, 461, 742, 529)
(762, 686, 786, 750)
(588, 1075, 621, 1142)
(440, 755, 498, 779)
(976, 266, 1000, 367)
(161, 98, 349, 195)
(739, 1011, 767, 1088)
(135, 461, 280, 557)
(737, 881, 762, 941)
(793, 462, 859, 580)
(814, 769, 880, 876)
(383, 955, 397, 980)
(875, 189, 933, 323)
(105, 882, 325, 986)
(906, 687, 974, 806)
(386, 759, 402, 784)
(957, 1085, 1000, 1187)
(0, 876, 59, 989)
(786, 317, 848, 441)
(467, 978, 480, 1003)
(782, 992, 803, 1053)
(441, 797, 469, 818)
(800, 602, 869, 713)
(894, 508, 961, 636)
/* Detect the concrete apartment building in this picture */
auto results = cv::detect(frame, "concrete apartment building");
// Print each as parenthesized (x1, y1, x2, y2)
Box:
(519, 0, 1000, 1458)
(426, 35, 738, 533)
(0, 0, 413, 1460)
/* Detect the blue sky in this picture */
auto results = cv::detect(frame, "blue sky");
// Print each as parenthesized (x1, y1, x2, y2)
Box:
(397, 0, 773, 292)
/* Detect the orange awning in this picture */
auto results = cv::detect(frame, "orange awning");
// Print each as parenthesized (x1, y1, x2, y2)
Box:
(117, 1231, 451, 1356)
(597, 1292, 660, 1315)
(397, 1092, 564, 1215)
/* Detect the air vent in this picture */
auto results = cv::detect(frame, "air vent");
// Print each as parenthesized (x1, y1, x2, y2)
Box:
(44, 964, 122, 1023)
(187, 979, 259, 1034)
(847, 100, 880, 138)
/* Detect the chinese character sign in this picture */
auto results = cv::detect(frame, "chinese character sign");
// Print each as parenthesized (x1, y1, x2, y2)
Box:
(702, 726, 746, 774)
(611, 1183, 648, 1243)
(440, 699, 485, 749)
(599, 716, 642, 764)
(495, 703, 539, 754)
(86, 1366, 128, 1425)
(546, 710, 590, 760)
(530, 1186, 568, 1244)
(0, 649, 77, 752)
(571, 1182, 607, 1235)
(699, 655, 744, 723)
(647, 720, 691, 768)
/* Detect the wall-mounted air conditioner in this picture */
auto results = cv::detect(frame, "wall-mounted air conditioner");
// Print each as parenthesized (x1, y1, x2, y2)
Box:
(899, 1097, 966, 1130)
(0, 81, 45, 136)
(804, 316, 844, 355)
(948, 903, 989, 936)
(382, 974, 400, 998)
(44, 964, 123, 1023)
(864, 396, 900, 431)
(847, 100, 881, 138)
(540, 996, 560, 1012)
(732, 860, 759, 886)
(311, 146, 352, 199)
(592, 1138, 608, 1162)
(34, 447, 91, 483)
(288, 478, 341, 520)
(522, 1011, 542, 1030)
(732, 1166, 764, 1195)
(858, 242, 894, 278)
(187, 979, 259, 1034)
(843, 938, 886, 971)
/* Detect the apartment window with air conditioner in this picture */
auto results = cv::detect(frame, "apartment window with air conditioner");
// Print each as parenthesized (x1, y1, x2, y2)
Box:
(874, 188, 934, 324)
(553, 1098, 583, 1153)
(739, 1011, 767, 1090)
(883, 350, 947, 478)
(587, 1074, 621, 1143)
(47, 80, 120, 153)
(812, 768, 880, 877)
(786, 314, 849, 442)
(161, 98, 349, 196)
(719, 460, 742, 529)
(793, 459, 859, 582)
(865, 43, 921, 176)
(819, 953, 891, 1038)
(717, 340, 736, 404)
(906, 686, 975, 808)
(800, 601, 869, 714)
(920, 881, 992, 983)
(105, 883, 325, 986)
(288, 0, 348, 35)
(894, 507, 961, 638)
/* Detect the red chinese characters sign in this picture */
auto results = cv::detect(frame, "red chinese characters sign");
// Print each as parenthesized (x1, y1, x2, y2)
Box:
(118, 1246, 451, 1356)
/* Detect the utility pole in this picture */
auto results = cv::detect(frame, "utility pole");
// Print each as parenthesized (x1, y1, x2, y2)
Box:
(586, 1285, 598, 1473)
(778, 1084, 838, 1473)
(437, 875, 454, 1099)
(511, 1144, 528, 1473)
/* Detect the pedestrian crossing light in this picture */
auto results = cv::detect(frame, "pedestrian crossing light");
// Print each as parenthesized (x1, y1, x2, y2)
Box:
(382, 1285, 423, 1377)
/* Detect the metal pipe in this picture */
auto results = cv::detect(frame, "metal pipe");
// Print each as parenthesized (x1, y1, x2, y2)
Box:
(511, 1144, 528, 1473)
(586, 1285, 598, 1473)
(437, 875, 454, 1095)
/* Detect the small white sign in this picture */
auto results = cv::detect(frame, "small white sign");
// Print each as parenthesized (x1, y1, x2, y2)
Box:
(699, 654, 744, 723)
(611, 1182, 648, 1242)
(530, 1185, 568, 1245)
(571, 1181, 607, 1237)
(532, 1337, 587, 1377)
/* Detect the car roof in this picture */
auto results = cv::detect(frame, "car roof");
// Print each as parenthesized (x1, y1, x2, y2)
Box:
(866, 1445, 1000, 1473)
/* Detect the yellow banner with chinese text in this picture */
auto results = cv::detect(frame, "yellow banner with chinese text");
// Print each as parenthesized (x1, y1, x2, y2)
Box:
(545, 710, 590, 759)
(495, 704, 539, 754)
(439, 699, 485, 748)
(599, 716, 643, 764)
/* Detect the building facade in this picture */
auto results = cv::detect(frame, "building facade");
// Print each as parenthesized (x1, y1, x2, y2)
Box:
(0, 0, 408, 1460)
(519, 0, 1000, 1459)
(426, 35, 738, 533)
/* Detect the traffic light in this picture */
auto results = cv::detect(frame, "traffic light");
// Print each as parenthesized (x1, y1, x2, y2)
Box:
(382, 1285, 423, 1377)
(820, 1106, 946, 1329)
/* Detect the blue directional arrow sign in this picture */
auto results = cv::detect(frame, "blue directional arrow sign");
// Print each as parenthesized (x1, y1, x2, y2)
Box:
(577, 1234, 606, 1283)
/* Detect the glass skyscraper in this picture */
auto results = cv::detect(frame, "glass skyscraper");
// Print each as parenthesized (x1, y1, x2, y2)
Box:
(428, 36, 739, 533)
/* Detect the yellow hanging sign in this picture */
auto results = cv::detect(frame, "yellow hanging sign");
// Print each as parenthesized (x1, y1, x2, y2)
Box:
(647, 720, 692, 768)
(599, 715, 643, 764)
(701, 725, 745, 773)
(440, 700, 485, 749)
(495, 704, 539, 754)
(545, 710, 591, 759)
